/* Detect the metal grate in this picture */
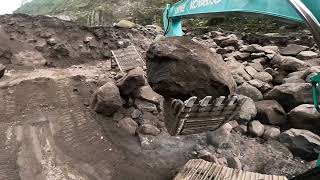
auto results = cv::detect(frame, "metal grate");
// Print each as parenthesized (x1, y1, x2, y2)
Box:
(111, 46, 145, 72)
(174, 159, 288, 180)
(164, 96, 245, 136)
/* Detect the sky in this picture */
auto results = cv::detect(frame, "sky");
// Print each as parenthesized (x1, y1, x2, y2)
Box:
(0, 0, 25, 15)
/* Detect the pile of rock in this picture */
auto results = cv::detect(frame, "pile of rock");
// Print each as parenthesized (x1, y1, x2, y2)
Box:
(91, 67, 165, 140)
(193, 31, 320, 160)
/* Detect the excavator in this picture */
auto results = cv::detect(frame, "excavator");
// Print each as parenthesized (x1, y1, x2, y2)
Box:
(161, 0, 320, 179)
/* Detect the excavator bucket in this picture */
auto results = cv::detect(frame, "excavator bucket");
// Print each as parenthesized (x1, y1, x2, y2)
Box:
(164, 96, 245, 136)
(311, 73, 320, 112)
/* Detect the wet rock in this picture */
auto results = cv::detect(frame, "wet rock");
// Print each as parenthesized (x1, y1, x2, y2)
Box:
(248, 120, 265, 137)
(133, 85, 162, 105)
(118, 118, 138, 135)
(117, 67, 146, 96)
(289, 104, 320, 134)
(115, 20, 136, 29)
(279, 129, 320, 161)
(280, 56, 308, 72)
(236, 83, 263, 101)
(146, 37, 236, 100)
(0, 64, 5, 78)
(255, 100, 287, 126)
(297, 51, 318, 60)
(236, 95, 257, 121)
(91, 82, 122, 117)
(280, 44, 309, 56)
(137, 124, 161, 136)
(227, 157, 242, 170)
(263, 127, 281, 139)
(265, 83, 315, 111)
(207, 123, 232, 148)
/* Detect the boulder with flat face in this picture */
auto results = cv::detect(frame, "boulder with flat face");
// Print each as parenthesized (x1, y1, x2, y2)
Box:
(279, 129, 320, 161)
(91, 82, 122, 117)
(255, 100, 287, 126)
(265, 83, 315, 111)
(0, 64, 5, 78)
(289, 104, 320, 134)
(146, 37, 236, 100)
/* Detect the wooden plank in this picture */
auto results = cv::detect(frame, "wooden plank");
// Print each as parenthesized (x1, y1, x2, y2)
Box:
(173, 159, 288, 180)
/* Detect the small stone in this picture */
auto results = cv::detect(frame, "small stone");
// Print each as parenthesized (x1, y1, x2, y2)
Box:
(234, 125, 248, 134)
(47, 38, 57, 46)
(131, 109, 142, 119)
(248, 120, 265, 137)
(217, 157, 228, 166)
(113, 111, 125, 122)
(236, 95, 257, 121)
(280, 44, 309, 56)
(118, 118, 138, 135)
(84, 36, 93, 43)
(297, 51, 318, 60)
(263, 127, 281, 139)
(137, 124, 161, 136)
(207, 123, 232, 148)
(236, 83, 263, 101)
(245, 66, 258, 77)
(198, 150, 219, 163)
(253, 72, 273, 83)
(251, 52, 265, 58)
(227, 157, 242, 170)
(135, 99, 158, 113)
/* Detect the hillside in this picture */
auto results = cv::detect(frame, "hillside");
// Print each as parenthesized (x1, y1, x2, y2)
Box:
(15, 0, 177, 26)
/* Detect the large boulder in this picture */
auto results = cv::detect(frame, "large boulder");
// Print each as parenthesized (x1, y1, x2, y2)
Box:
(91, 82, 122, 117)
(279, 129, 320, 161)
(255, 100, 287, 126)
(117, 67, 146, 96)
(265, 83, 315, 111)
(146, 37, 236, 100)
(289, 104, 320, 134)
(236, 83, 263, 101)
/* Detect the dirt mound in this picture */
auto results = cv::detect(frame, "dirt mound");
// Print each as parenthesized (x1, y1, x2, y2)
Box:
(0, 14, 156, 69)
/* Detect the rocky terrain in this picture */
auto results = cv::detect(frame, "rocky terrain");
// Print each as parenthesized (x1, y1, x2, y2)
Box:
(0, 13, 320, 180)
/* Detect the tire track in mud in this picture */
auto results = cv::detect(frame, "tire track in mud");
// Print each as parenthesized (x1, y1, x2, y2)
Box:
(0, 124, 20, 180)
(54, 81, 117, 179)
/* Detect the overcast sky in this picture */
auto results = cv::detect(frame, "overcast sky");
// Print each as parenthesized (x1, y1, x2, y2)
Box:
(0, 0, 24, 15)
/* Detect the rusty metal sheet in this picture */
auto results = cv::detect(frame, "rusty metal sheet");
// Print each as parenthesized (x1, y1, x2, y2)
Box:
(174, 159, 288, 180)
(111, 46, 145, 72)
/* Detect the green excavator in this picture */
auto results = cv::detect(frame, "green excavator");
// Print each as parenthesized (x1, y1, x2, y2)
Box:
(161, 0, 320, 178)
